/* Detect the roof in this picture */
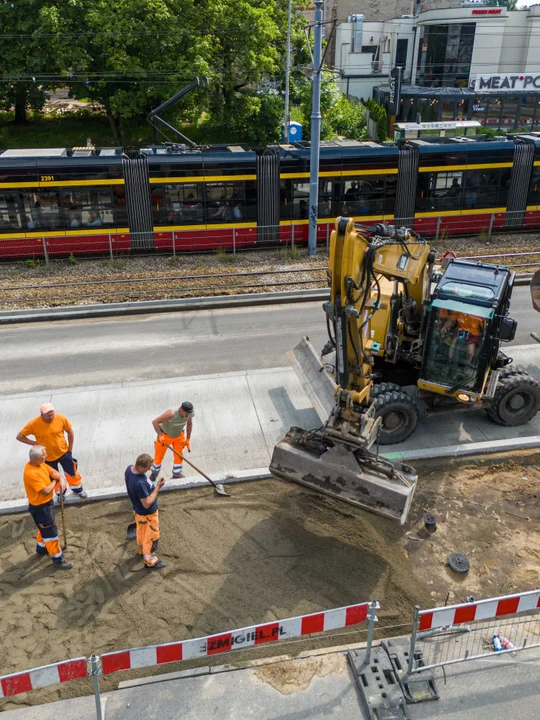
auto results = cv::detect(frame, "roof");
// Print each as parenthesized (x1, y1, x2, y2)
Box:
(377, 85, 486, 98)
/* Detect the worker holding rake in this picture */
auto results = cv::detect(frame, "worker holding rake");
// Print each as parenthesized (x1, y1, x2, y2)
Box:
(150, 401, 194, 481)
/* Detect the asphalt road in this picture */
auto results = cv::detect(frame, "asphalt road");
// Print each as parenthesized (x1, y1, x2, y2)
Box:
(0, 287, 537, 395)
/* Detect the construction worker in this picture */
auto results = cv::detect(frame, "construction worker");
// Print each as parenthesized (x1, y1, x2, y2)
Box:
(150, 401, 194, 481)
(24, 445, 72, 570)
(17, 403, 87, 502)
(125, 453, 166, 570)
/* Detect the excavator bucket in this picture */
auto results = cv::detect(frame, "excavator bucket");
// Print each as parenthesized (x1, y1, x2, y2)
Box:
(270, 427, 417, 524)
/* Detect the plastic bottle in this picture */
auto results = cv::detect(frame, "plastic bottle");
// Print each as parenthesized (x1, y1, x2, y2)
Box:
(501, 637, 515, 650)
(493, 634, 502, 651)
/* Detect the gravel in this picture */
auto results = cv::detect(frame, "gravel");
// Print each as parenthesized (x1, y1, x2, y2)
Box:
(0, 231, 538, 310)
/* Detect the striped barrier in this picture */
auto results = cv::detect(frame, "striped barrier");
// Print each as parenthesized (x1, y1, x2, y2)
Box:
(407, 588, 540, 675)
(0, 601, 373, 703)
(418, 589, 540, 631)
(100, 602, 372, 675)
(0, 657, 87, 698)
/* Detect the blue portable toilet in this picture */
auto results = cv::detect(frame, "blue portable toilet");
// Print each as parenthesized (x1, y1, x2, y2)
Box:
(283, 121, 303, 142)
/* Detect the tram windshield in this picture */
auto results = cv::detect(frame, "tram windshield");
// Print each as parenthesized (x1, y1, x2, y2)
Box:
(423, 301, 493, 391)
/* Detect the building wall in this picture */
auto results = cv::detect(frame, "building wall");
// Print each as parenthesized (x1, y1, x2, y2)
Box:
(335, 0, 459, 23)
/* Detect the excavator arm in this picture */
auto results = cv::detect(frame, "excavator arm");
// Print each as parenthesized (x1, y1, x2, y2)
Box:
(270, 218, 430, 523)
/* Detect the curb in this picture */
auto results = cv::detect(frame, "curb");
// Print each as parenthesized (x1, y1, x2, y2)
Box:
(0, 273, 532, 324)
(0, 289, 329, 325)
(2, 435, 539, 516)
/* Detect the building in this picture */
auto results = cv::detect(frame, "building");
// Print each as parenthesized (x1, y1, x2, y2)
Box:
(335, 4, 540, 130)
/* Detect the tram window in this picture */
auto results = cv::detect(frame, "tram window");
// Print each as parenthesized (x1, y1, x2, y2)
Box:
(464, 168, 510, 209)
(318, 180, 334, 217)
(341, 176, 387, 216)
(206, 181, 245, 223)
(527, 166, 540, 206)
(151, 183, 204, 226)
(280, 179, 292, 220)
(421, 171, 464, 212)
(292, 182, 310, 219)
(18, 186, 115, 231)
(0, 191, 24, 232)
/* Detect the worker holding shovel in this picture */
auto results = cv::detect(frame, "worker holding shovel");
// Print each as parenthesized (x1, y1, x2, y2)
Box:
(125, 453, 166, 570)
(150, 401, 194, 481)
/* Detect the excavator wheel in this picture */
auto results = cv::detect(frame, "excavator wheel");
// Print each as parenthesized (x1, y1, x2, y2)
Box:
(498, 365, 528, 380)
(371, 382, 402, 398)
(374, 390, 419, 445)
(486, 373, 540, 426)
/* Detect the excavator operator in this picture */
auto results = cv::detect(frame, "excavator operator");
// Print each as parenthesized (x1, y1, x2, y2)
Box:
(440, 308, 484, 364)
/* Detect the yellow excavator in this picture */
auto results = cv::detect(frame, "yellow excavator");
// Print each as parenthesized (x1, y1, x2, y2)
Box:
(270, 218, 540, 523)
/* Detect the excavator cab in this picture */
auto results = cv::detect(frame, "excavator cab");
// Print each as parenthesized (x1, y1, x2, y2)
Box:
(419, 259, 516, 397)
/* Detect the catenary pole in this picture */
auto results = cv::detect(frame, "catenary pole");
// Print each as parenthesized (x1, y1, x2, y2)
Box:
(308, 0, 323, 256)
(283, 0, 293, 143)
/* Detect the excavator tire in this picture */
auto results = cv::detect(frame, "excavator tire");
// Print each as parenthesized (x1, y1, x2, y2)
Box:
(374, 390, 419, 445)
(486, 373, 540, 426)
(371, 382, 402, 398)
(498, 364, 528, 379)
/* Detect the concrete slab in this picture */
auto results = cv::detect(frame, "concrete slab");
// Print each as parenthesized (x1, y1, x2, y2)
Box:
(1, 369, 320, 503)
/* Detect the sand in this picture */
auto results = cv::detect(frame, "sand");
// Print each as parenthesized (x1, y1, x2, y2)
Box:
(0, 478, 425, 711)
(2, 459, 539, 711)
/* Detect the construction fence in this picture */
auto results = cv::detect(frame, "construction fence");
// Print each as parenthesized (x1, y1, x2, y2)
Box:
(0, 209, 540, 264)
(2, 589, 540, 718)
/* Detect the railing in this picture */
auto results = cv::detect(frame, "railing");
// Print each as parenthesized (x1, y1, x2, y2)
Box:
(0, 601, 377, 720)
(0, 209, 538, 264)
(407, 589, 540, 676)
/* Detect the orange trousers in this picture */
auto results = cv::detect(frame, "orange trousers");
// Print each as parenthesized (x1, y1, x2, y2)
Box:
(152, 432, 188, 477)
(134, 510, 160, 567)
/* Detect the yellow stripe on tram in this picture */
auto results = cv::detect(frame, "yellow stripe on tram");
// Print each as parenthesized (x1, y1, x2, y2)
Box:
(0, 179, 125, 189)
(148, 174, 257, 184)
(418, 162, 513, 173)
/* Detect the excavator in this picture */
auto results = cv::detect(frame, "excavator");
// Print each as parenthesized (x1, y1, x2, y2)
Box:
(270, 218, 540, 524)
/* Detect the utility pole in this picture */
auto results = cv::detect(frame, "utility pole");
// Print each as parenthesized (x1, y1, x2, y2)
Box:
(283, 0, 293, 143)
(308, 0, 323, 256)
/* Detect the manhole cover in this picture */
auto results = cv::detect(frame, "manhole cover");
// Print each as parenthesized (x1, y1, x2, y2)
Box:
(448, 552, 470, 574)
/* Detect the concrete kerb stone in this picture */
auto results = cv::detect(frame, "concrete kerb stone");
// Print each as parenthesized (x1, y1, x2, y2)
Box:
(0, 274, 531, 325)
(2, 435, 539, 517)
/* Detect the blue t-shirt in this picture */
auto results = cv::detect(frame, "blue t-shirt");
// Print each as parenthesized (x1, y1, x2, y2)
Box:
(125, 466, 158, 515)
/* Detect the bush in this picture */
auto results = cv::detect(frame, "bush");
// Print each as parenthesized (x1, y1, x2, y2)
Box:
(362, 99, 388, 142)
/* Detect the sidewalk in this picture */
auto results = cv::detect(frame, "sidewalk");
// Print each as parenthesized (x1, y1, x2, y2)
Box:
(1, 344, 539, 510)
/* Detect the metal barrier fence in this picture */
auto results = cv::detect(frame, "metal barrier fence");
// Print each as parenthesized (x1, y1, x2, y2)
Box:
(0, 601, 377, 720)
(407, 589, 540, 675)
(0, 208, 539, 263)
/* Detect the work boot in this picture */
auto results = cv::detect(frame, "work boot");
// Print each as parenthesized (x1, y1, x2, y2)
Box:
(54, 559, 73, 570)
(146, 560, 166, 570)
(35, 545, 48, 556)
(172, 472, 185, 479)
(149, 470, 159, 482)
(76, 490, 88, 499)
(55, 491, 67, 505)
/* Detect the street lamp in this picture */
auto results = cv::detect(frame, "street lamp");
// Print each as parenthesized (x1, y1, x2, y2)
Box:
(283, 0, 293, 143)
(307, 0, 323, 256)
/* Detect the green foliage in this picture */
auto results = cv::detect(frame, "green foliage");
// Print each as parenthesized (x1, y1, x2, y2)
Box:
(300, 73, 367, 141)
(476, 126, 506, 139)
(362, 99, 388, 142)
(68, 253, 77, 265)
(25, 259, 36, 268)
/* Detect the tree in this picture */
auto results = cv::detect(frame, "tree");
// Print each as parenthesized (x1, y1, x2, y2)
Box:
(300, 73, 367, 141)
(50, 0, 211, 145)
(0, 1, 64, 123)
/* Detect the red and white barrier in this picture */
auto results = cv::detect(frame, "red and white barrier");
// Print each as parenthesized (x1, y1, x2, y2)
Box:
(419, 589, 540, 632)
(0, 657, 87, 698)
(100, 602, 370, 676)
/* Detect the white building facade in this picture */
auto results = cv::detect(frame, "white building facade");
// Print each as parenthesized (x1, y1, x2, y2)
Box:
(335, 4, 540, 129)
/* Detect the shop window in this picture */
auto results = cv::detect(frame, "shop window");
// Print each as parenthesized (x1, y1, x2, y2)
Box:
(500, 97, 518, 128)
(486, 99, 501, 127)
(519, 96, 536, 128)
(441, 101, 455, 121)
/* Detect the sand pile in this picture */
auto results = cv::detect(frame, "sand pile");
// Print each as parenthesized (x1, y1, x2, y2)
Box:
(0, 479, 426, 711)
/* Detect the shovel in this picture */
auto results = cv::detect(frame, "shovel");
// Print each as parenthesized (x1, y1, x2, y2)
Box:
(163, 442, 230, 497)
